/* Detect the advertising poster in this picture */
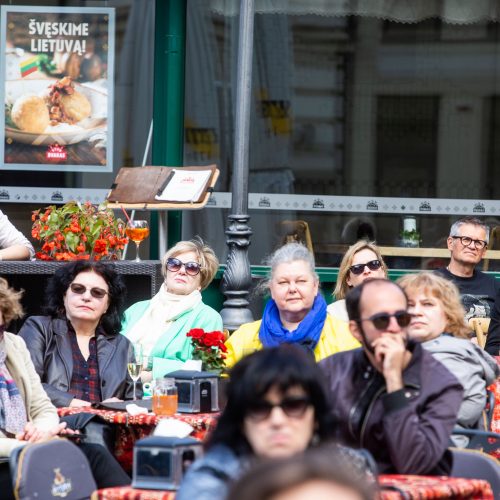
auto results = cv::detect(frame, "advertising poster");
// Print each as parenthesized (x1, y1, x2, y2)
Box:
(0, 6, 115, 172)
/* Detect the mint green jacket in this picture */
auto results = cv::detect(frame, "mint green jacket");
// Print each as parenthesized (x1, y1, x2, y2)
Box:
(121, 300, 223, 379)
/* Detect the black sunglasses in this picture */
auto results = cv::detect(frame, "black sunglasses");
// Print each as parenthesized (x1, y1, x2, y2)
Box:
(349, 259, 382, 275)
(166, 257, 202, 276)
(360, 310, 412, 331)
(70, 283, 108, 300)
(247, 396, 311, 421)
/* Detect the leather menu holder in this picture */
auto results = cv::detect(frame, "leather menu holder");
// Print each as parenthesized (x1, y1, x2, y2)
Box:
(107, 164, 218, 208)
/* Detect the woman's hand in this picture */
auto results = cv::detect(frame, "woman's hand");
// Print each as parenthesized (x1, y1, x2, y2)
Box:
(69, 398, 91, 407)
(140, 370, 153, 383)
(16, 422, 68, 443)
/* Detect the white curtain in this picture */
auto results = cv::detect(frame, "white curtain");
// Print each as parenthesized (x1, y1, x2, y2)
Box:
(210, 0, 500, 24)
(116, 0, 155, 167)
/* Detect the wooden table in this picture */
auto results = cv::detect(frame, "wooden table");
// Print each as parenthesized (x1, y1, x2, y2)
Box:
(58, 407, 218, 473)
(316, 244, 500, 260)
(93, 474, 494, 500)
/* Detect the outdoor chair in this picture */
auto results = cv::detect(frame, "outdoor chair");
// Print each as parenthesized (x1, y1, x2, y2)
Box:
(468, 317, 490, 348)
(450, 448, 500, 499)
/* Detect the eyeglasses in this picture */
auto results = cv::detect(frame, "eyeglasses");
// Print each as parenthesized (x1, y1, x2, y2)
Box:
(349, 259, 382, 275)
(70, 283, 108, 300)
(451, 236, 487, 250)
(247, 396, 311, 421)
(166, 257, 202, 276)
(360, 310, 412, 331)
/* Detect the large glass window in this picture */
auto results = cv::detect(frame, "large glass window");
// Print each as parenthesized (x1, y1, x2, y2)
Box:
(183, 0, 500, 268)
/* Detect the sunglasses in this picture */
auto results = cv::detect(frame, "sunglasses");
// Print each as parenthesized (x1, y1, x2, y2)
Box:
(70, 283, 108, 300)
(247, 396, 311, 421)
(349, 259, 382, 275)
(360, 310, 412, 331)
(166, 257, 202, 276)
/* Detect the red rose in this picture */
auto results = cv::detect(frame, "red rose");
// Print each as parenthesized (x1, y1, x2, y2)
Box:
(187, 328, 205, 339)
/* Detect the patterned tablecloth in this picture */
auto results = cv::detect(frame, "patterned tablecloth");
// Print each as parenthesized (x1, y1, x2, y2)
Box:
(58, 407, 218, 472)
(488, 356, 500, 458)
(91, 488, 175, 500)
(92, 474, 494, 500)
(378, 474, 493, 499)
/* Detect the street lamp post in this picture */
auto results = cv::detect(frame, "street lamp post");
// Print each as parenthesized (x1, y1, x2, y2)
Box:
(220, 0, 255, 331)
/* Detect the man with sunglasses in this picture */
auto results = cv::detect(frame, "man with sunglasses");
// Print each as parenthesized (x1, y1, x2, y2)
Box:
(435, 217, 498, 321)
(320, 278, 463, 475)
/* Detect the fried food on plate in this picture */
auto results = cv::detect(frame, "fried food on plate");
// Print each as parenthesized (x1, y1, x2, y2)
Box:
(11, 94, 50, 133)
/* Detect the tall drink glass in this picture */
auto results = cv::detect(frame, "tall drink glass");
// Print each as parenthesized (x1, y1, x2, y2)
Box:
(125, 220, 150, 262)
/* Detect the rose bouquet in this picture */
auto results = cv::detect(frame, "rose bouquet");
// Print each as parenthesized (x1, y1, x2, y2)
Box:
(186, 328, 227, 372)
(32, 201, 128, 261)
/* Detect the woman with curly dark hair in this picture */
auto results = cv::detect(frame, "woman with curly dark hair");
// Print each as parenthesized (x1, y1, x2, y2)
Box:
(18, 260, 139, 408)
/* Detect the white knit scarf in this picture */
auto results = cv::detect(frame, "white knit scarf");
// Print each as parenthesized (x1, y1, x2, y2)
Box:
(126, 284, 202, 356)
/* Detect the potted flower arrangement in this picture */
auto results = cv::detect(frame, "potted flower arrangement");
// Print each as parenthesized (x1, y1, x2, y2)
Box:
(400, 229, 421, 248)
(186, 328, 228, 373)
(32, 201, 128, 261)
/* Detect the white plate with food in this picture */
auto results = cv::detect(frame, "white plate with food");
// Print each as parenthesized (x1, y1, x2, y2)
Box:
(4, 78, 107, 146)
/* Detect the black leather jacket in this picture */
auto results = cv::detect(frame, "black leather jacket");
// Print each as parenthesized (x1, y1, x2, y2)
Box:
(18, 316, 142, 407)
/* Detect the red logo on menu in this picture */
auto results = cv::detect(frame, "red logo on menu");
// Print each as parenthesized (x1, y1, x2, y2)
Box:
(46, 144, 67, 162)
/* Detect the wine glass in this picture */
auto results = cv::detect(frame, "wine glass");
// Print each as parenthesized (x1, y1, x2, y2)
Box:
(128, 343, 143, 400)
(125, 220, 150, 262)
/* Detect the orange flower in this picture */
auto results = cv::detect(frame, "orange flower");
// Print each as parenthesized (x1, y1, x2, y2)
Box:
(93, 239, 107, 254)
(32, 202, 127, 261)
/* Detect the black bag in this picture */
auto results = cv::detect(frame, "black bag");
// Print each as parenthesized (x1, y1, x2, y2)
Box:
(9, 438, 96, 500)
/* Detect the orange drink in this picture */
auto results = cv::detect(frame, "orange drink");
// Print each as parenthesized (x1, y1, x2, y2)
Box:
(152, 393, 178, 416)
(152, 378, 178, 416)
(125, 226, 150, 243)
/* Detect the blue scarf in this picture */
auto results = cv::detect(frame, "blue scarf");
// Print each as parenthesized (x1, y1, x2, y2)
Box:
(259, 294, 327, 352)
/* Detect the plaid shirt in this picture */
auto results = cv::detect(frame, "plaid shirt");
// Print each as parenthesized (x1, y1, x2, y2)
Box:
(68, 322, 102, 403)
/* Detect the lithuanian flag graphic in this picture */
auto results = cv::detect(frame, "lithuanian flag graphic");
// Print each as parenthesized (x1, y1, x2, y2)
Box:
(20, 56, 39, 77)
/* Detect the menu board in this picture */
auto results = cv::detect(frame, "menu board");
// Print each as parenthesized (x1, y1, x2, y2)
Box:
(0, 6, 115, 172)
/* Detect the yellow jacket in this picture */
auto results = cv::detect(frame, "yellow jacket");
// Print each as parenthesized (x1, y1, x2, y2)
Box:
(225, 314, 360, 368)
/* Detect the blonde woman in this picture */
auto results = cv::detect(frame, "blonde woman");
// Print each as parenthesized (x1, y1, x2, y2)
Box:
(328, 241, 387, 322)
(121, 238, 223, 380)
(398, 272, 499, 446)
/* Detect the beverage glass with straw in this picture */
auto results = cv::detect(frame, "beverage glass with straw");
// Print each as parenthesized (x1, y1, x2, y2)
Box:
(128, 343, 143, 400)
(125, 220, 150, 262)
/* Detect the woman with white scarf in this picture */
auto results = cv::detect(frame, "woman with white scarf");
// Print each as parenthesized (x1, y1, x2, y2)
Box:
(121, 238, 223, 381)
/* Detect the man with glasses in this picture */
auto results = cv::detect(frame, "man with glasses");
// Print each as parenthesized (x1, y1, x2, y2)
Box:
(320, 278, 462, 475)
(435, 217, 498, 321)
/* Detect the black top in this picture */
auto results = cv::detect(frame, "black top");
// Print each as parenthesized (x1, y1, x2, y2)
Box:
(434, 267, 499, 320)
(485, 289, 500, 356)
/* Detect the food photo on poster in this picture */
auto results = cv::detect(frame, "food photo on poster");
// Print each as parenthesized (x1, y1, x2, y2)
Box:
(0, 6, 115, 172)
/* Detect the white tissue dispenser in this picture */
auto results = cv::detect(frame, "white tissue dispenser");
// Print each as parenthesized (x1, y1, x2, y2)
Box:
(166, 370, 219, 413)
(132, 436, 203, 490)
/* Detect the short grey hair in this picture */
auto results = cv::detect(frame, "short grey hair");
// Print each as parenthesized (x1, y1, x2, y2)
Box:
(255, 243, 317, 293)
(449, 217, 490, 244)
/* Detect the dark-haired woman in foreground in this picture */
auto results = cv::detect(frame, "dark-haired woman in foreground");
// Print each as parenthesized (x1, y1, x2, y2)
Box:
(177, 345, 371, 500)
(18, 260, 139, 407)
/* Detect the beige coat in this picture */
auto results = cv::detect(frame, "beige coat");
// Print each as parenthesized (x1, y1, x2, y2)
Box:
(0, 331, 58, 457)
